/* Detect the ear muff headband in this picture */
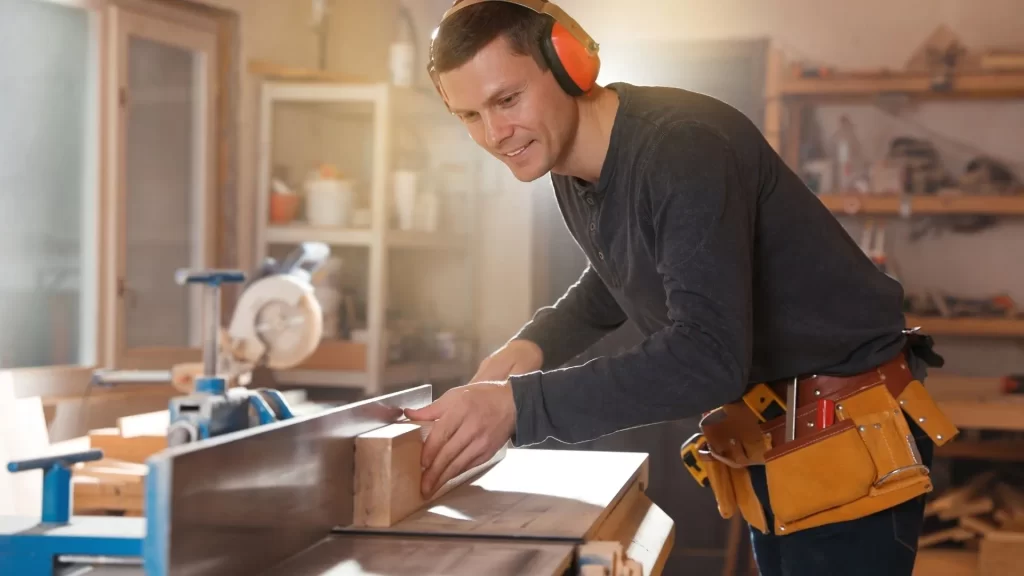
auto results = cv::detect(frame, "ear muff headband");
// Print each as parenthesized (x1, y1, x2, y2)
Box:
(427, 0, 600, 104)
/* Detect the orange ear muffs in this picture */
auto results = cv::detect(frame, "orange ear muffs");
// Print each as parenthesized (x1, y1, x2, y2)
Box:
(430, 0, 601, 100)
(540, 18, 600, 96)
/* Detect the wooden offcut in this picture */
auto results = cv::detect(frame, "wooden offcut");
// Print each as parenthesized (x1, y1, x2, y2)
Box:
(352, 421, 507, 528)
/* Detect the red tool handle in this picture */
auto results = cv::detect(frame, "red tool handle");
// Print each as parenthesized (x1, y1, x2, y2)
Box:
(816, 399, 835, 429)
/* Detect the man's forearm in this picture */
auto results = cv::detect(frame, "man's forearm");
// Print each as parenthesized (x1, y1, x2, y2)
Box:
(509, 320, 748, 447)
(512, 265, 627, 370)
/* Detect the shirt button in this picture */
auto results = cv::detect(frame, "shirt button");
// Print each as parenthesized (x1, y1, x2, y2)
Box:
(589, 223, 596, 231)
(586, 197, 595, 206)
(598, 252, 605, 260)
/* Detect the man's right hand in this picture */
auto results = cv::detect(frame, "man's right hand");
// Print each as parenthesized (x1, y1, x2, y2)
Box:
(469, 339, 544, 383)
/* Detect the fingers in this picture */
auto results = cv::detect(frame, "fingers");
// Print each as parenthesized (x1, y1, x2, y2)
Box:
(428, 436, 487, 498)
(403, 395, 447, 422)
(420, 412, 455, 470)
(422, 422, 474, 496)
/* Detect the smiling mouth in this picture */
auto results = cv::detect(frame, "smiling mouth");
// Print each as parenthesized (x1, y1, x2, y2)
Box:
(504, 141, 533, 157)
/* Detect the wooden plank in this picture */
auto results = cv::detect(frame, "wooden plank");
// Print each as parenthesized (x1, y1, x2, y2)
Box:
(904, 316, 1024, 338)
(248, 59, 371, 84)
(938, 399, 1024, 431)
(926, 375, 1007, 400)
(372, 449, 649, 540)
(117, 410, 169, 438)
(88, 428, 166, 463)
(818, 193, 1024, 216)
(780, 71, 1024, 99)
(264, 534, 575, 576)
(913, 549, 978, 576)
(73, 475, 145, 514)
(591, 476, 675, 576)
(938, 440, 1024, 462)
(352, 421, 506, 528)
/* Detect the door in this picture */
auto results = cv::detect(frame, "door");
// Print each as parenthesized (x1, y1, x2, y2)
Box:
(111, 6, 217, 369)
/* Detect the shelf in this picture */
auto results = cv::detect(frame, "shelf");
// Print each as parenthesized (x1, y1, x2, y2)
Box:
(937, 398, 1024, 432)
(276, 360, 471, 389)
(936, 439, 1024, 462)
(266, 224, 372, 247)
(780, 70, 1024, 100)
(251, 60, 450, 120)
(905, 315, 1024, 338)
(266, 225, 469, 251)
(817, 193, 1024, 216)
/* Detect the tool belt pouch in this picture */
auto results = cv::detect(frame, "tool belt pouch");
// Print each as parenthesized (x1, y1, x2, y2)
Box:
(763, 382, 944, 534)
(696, 449, 737, 520)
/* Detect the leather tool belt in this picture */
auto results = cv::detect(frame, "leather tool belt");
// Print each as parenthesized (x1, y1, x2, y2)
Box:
(682, 339, 960, 536)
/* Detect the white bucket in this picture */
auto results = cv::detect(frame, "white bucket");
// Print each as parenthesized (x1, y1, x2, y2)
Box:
(306, 179, 353, 227)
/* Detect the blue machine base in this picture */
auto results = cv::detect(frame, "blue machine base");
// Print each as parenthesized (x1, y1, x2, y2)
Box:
(0, 515, 143, 574)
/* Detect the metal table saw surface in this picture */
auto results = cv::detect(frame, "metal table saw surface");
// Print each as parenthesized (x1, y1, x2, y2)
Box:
(7, 385, 674, 575)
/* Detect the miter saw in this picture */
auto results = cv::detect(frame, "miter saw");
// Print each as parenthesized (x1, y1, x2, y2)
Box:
(165, 241, 329, 445)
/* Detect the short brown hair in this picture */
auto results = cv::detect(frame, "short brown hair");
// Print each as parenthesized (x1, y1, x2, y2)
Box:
(430, 3, 550, 75)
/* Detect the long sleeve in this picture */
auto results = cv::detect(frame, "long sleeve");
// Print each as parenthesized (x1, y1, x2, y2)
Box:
(509, 125, 754, 446)
(512, 264, 629, 370)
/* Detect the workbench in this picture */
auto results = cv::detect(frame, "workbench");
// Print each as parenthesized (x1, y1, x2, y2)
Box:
(1, 385, 675, 575)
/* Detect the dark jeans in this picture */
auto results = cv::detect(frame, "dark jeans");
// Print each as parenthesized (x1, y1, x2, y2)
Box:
(747, 419, 935, 576)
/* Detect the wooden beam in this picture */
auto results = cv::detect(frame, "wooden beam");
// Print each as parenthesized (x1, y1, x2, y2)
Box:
(352, 421, 507, 528)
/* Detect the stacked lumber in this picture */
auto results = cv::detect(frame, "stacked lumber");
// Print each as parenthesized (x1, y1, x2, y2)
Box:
(73, 412, 168, 516)
(919, 471, 1024, 576)
(72, 459, 147, 516)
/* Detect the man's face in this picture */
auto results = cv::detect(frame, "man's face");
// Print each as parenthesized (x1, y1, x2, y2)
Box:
(438, 36, 577, 182)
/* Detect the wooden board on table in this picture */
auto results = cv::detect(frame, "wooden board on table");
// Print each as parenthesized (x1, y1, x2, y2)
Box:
(265, 534, 574, 576)
(117, 410, 169, 437)
(88, 428, 166, 463)
(591, 474, 675, 576)
(365, 449, 649, 540)
(353, 421, 506, 528)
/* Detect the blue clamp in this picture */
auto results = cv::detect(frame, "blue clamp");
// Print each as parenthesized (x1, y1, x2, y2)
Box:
(7, 449, 104, 524)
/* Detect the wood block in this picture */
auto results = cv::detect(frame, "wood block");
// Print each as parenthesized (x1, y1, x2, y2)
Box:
(353, 423, 426, 528)
(88, 428, 166, 463)
(117, 410, 169, 438)
(72, 476, 145, 514)
(352, 421, 506, 528)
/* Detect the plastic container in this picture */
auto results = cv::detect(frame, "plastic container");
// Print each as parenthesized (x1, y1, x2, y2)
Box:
(269, 192, 299, 223)
(306, 179, 354, 227)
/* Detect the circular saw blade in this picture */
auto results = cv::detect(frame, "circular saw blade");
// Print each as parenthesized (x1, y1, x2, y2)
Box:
(252, 292, 322, 368)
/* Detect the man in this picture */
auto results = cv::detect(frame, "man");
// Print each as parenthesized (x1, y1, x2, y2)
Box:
(405, 1, 955, 574)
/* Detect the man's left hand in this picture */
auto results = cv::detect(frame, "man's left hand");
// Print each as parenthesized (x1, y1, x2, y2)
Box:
(403, 381, 516, 498)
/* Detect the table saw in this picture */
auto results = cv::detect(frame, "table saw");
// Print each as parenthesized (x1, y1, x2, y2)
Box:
(0, 384, 675, 575)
